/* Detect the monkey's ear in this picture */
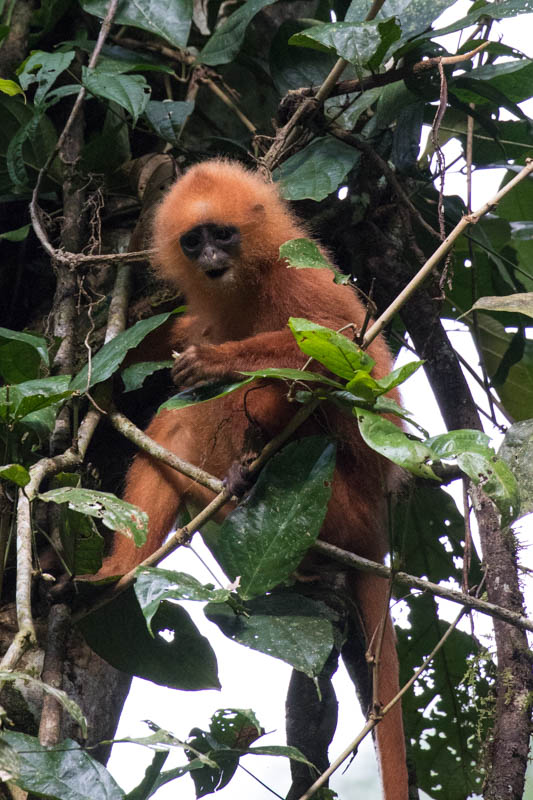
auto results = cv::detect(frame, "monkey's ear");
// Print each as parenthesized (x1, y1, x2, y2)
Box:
(252, 203, 265, 213)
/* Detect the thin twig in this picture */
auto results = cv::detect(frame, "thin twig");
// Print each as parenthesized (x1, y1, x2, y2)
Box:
(108, 410, 226, 495)
(312, 539, 533, 634)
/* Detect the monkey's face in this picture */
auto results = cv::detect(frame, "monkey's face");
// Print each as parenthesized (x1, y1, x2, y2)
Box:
(179, 222, 241, 281)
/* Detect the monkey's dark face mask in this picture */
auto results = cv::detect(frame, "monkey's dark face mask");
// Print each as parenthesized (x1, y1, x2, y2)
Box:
(180, 223, 241, 280)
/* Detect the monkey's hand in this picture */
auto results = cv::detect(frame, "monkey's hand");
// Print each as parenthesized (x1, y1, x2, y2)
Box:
(172, 344, 241, 389)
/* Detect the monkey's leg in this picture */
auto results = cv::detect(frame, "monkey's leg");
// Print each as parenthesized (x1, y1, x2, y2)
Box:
(97, 410, 203, 578)
(351, 573, 409, 800)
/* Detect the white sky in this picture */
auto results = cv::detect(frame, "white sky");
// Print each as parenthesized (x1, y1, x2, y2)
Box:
(108, 5, 533, 799)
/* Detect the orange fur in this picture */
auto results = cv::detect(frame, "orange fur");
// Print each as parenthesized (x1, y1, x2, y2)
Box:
(104, 160, 408, 799)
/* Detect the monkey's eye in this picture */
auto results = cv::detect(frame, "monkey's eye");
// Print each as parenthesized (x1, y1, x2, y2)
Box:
(181, 230, 202, 250)
(214, 226, 235, 243)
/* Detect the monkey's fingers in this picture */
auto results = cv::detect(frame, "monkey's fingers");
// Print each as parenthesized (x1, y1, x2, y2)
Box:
(224, 461, 254, 498)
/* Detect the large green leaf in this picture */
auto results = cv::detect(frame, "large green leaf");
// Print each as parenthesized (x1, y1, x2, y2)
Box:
(494, 166, 533, 223)
(134, 567, 231, 630)
(398, 594, 492, 800)
(0, 95, 58, 193)
(355, 408, 440, 479)
(79, 587, 220, 690)
(269, 19, 338, 97)
(346, 0, 458, 38)
(18, 50, 75, 106)
(145, 100, 194, 145)
(0, 376, 71, 424)
(477, 314, 533, 422)
(0, 327, 48, 382)
(81, 0, 193, 48)
(273, 136, 361, 201)
(121, 359, 173, 392)
(430, 0, 533, 38)
(450, 59, 533, 110)
(280, 238, 349, 284)
(428, 431, 520, 525)
(39, 487, 148, 546)
(239, 367, 343, 389)
(0, 731, 123, 800)
(82, 68, 150, 125)
(0, 671, 87, 736)
(199, 0, 275, 66)
(70, 312, 174, 391)
(393, 484, 481, 585)
(0, 463, 30, 487)
(210, 437, 336, 598)
(289, 317, 374, 380)
(471, 293, 533, 318)
(205, 590, 336, 678)
(160, 378, 254, 411)
(289, 18, 400, 71)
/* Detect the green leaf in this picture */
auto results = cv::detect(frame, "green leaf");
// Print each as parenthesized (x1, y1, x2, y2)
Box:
(0, 223, 30, 241)
(270, 19, 338, 97)
(355, 408, 440, 479)
(471, 292, 533, 319)
(121, 360, 173, 392)
(51, 477, 105, 576)
(18, 50, 75, 106)
(273, 136, 361, 201)
(39, 487, 148, 546)
(0, 671, 87, 736)
(0, 78, 23, 97)
(346, 0, 458, 39)
(345, 371, 380, 401)
(280, 238, 349, 284)
(431, 0, 533, 39)
(210, 707, 262, 745)
(125, 749, 169, 800)
(0, 735, 19, 782)
(145, 100, 194, 145)
(498, 420, 533, 519)
(134, 567, 230, 631)
(0, 464, 30, 487)
(289, 18, 400, 71)
(0, 731, 122, 800)
(0, 377, 72, 424)
(199, 0, 275, 66)
(0, 327, 48, 382)
(477, 315, 533, 422)
(82, 68, 150, 125)
(71, 312, 174, 392)
(0, 95, 58, 194)
(81, 0, 193, 48)
(289, 317, 374, 379)
(393, 484, 481, 586)
(183, 713, 246, 796)
(373, 360, 424, 393)
(210, 438, 336, 598)
(428, 431, 520, 524)
(205, 590, 336, 678)
(79, 587, 220, 690)
(160, 378, 254, 411)
(239, 366, 343, 389)
(398, 593, 491, 800)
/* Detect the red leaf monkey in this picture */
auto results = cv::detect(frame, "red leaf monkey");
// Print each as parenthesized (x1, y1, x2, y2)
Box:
(101, 160, 409, 798)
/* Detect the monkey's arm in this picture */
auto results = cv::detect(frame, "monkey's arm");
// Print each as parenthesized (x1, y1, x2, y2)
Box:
(172, 328, 306, 388)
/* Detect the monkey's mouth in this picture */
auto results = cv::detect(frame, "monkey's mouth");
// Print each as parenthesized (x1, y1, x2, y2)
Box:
(204, 266, 230, 279)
